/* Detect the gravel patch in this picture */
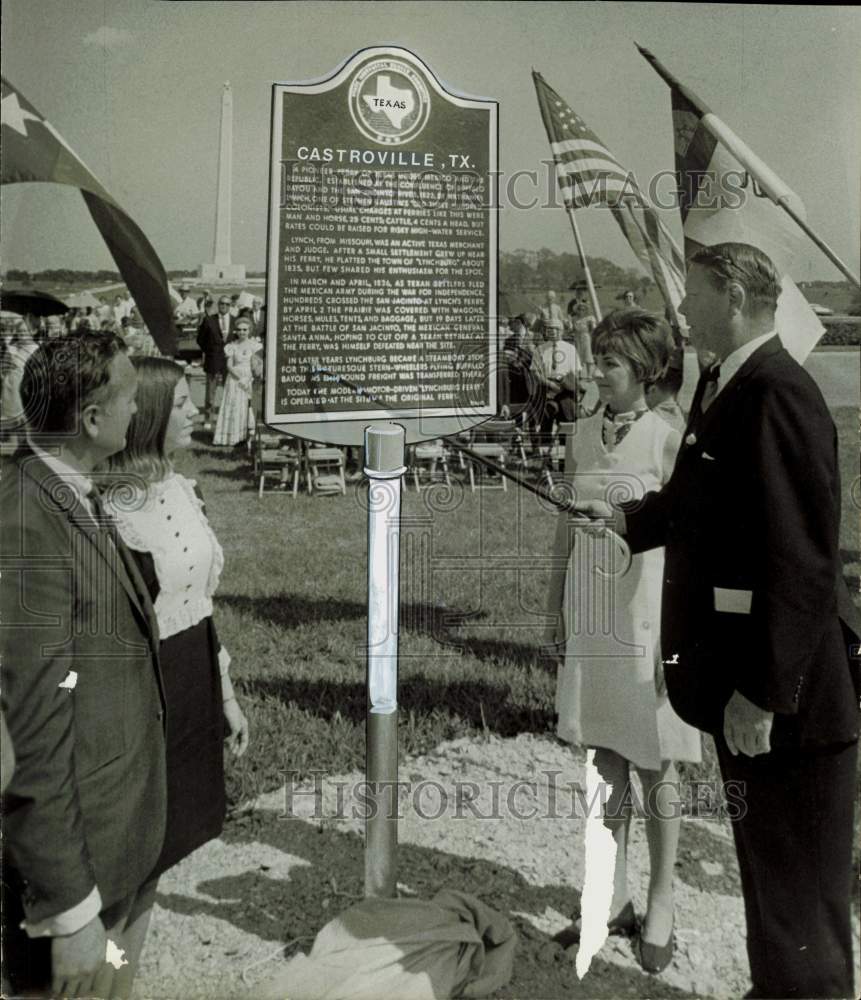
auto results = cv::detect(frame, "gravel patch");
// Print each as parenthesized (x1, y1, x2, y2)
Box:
(136, 733, 858, 999)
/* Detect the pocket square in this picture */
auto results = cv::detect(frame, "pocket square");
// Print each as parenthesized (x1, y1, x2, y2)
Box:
(714, 587, 753, 614)
(701, 452, 716, 461)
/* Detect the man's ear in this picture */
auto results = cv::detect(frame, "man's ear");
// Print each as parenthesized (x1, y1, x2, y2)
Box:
(80, 402, 100, 441)
(726, 280, 746, 317)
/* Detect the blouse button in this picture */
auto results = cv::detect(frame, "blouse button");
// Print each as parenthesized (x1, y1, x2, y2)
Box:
(175, 532, 180, 537)
(183, 547, 188, 552)
(166, 515, 172, 521)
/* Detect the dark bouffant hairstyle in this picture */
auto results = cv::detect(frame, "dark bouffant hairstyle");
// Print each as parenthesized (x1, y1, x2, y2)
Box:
(591, 308, 675, 385)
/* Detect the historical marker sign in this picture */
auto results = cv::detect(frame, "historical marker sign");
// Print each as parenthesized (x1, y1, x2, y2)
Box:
(265, 46, 498, 444)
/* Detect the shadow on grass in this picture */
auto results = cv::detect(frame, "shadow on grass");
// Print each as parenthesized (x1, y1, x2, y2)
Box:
(154, 815, 706, 999)
(217, 592, 548, 672)
(240, 674, 554, 738)
(199, 463, 257, 483)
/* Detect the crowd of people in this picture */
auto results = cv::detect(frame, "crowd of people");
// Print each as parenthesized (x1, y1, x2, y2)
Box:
(495, 284, 686, 457)
(0, 284, 266, 454)
(0, 241, 858, 999)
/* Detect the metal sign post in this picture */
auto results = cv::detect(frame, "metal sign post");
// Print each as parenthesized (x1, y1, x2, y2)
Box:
(264, 46, 497, 900)
(363, 424, 405, 896)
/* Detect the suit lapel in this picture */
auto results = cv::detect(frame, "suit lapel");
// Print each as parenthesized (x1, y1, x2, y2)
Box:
(695, 336, 784, 442)
(19, 452, 154, 637)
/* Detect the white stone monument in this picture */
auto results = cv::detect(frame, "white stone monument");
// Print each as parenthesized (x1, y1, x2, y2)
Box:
(199, 82, 245, 282)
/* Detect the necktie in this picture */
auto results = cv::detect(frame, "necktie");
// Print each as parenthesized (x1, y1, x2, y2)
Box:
(86, 488, 117, 537)
(700, 364, 721, 413)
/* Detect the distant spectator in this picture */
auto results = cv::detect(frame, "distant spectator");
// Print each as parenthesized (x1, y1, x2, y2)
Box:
(251, 297, 265, 337)
(542, 290, 565, 337)
(196, 296, 234, 428)
(1, 318, 39, 445)
(646, 353, 686, 433)
(566, 288, 596, 377)
(111, 294, 131, 326)
(174, 284, 200, 324)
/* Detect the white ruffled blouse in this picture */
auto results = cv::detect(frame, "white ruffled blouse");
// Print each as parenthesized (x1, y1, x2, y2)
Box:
(108, 473, 224, 639)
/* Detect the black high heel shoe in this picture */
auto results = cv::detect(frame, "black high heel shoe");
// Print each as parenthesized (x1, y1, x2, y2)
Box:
(552, 900, 638, 948)
(637, 915, 674, 974)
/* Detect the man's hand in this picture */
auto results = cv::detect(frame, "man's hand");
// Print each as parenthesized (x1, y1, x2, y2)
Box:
(723, 690, 773, 757)
(51, 914, 107, 997)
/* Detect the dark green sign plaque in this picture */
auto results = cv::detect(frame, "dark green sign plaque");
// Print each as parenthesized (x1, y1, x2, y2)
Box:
(264, 46, 498, 445)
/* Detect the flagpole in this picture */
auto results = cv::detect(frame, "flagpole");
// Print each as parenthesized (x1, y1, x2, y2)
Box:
(532, 70, 604, 321)
(565, 205, 603, 321)
(771, 201, 860, 290)
(636, 45, 861, 290)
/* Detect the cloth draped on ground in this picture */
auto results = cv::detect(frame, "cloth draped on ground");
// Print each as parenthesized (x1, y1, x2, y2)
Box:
(261, 890, 516, 1000)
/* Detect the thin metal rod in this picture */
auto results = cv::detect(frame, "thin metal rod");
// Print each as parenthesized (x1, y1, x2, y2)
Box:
(565, 205, 603, 320)
(447, 437, 585, 515)
(777, 200, 860, 290)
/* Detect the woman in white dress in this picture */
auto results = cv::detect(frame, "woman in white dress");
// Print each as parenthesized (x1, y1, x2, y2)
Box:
(213, 315, 260, 446)
(547, 309, 700, 974)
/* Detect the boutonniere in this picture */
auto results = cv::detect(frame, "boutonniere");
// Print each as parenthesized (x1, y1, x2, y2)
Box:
(685, 433, 697, 446)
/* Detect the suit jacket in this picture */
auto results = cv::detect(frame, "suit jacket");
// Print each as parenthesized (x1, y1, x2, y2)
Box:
(624, 336, 861, 745)
(196, 314, 233, 374)
(0, 450, 167, 923)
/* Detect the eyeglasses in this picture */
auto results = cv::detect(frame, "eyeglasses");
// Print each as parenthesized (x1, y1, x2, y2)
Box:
(218, 300, 231, 306)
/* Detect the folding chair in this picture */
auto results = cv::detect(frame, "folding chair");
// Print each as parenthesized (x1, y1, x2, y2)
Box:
(305, 444, 346, 495)
(464, 419, 519, 493)
(254, 431, 301, 498)
(406, 440, 451, 492)
(540, 422, 573, 492)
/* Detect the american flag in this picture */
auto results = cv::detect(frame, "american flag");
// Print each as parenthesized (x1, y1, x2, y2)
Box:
(533, 70, 686, 325)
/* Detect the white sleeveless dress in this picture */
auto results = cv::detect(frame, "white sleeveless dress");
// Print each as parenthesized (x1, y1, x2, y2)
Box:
(555, 409, 701, 770)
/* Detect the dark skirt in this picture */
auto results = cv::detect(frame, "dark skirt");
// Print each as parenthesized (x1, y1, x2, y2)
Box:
(151, 617, 225, 877)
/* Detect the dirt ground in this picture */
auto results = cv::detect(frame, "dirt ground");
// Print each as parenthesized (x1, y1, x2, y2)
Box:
(136, 733, 859, 999)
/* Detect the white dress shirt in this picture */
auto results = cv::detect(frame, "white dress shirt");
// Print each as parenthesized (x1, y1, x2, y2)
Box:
(713, 330, 776, 401)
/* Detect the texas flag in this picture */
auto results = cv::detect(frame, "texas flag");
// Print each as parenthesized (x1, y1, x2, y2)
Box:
(637, 47, 824, 363)
(1, 77, 177, 355)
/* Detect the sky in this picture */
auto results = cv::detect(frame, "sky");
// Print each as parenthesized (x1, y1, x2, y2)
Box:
(1, 1, 859, 279)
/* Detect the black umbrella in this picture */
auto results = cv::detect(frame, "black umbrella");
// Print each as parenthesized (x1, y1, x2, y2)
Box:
(1, 289, 70, 317)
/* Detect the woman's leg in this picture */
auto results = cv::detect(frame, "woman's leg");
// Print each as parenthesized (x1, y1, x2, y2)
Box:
(635, 759, 681, 945)
(593, 747, 633, 916)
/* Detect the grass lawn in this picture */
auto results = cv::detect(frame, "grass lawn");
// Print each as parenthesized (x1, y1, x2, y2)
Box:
(174, 406, 859, 810)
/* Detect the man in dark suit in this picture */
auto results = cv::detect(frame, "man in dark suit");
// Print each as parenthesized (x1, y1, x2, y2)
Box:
(196, 294, 234, 428)
(591, 243, 859, 997)
(1, 333, 167, 998)
(251, 296, 265, 338)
